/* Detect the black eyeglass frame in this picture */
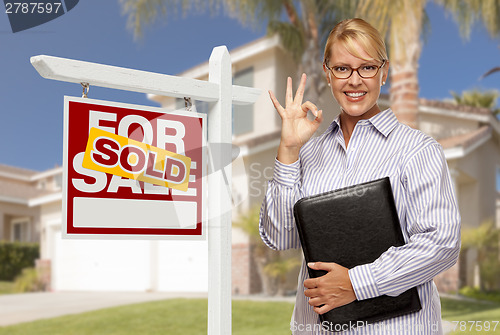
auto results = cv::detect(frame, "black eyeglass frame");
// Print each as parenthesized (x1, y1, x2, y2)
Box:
(324, 59, 387, 79)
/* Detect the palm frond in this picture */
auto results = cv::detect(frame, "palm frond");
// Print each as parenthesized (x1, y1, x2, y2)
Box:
(223, 0, 287, 29)
(450, 89, 499, 109)
(317, 0, 358, 50)
(436, 0, 500, 40)
(480, 67, 500, 80)
(120, 0, 222, 38)
(263, 257, 301, 279)
(268, 20, 306, 63)
(232, 205, 262, 240)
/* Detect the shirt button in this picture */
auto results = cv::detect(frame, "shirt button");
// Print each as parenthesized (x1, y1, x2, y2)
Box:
(288, 174, 294, 179)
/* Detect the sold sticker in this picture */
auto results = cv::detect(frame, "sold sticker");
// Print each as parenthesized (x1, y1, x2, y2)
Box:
(82, 127, 191, 192)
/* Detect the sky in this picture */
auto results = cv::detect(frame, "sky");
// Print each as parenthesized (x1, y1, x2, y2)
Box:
(1, 1, 499, 171)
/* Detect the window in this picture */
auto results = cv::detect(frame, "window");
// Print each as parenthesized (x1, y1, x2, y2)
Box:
(37, 180, 46, 190)
(233, 67, 254, 136)
(54, 173, 62, 189)
(11, 217, 30, 242)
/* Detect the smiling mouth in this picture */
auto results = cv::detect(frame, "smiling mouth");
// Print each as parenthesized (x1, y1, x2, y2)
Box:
(344, 92, 367, 98)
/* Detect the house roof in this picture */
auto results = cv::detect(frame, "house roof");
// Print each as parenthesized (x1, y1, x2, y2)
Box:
(379, 93, 493, 121)
(0, 163, 62, 182)
(439, 126, 493, 160)
(0, 163, 38, 180)
(419, 98, 492, 116)
(439, 126, 492, 150)
(378, 93, 498, 159)
(0, 179, 57, 205)
(0, 164, 62, 206)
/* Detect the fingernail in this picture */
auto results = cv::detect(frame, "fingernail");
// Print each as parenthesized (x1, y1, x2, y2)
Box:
(308, 262, 315, 267)
(312, 110, 318, 117)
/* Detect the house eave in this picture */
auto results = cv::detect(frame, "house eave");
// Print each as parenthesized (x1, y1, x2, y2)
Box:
(443, 130, 492, 160)
(29, 192, 62, 207)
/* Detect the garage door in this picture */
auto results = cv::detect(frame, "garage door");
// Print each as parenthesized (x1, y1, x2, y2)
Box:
(51, 227, 208, 292)
(52, 228, 150, 291)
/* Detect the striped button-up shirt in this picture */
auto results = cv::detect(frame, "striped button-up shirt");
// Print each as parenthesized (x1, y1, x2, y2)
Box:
(259, 108, 461, 334)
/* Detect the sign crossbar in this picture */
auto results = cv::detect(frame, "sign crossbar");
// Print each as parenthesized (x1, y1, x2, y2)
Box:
(31, 55, 260, 105)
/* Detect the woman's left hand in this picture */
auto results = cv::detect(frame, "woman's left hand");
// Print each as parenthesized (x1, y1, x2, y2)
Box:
(303, 262, 357, 314)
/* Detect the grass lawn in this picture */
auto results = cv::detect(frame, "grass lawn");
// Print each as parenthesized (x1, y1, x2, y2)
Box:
(1, 296, 499, 334)
(0, 298, 295, 335)
(441, 298, 500, 335)
(0, 281, 15, 295)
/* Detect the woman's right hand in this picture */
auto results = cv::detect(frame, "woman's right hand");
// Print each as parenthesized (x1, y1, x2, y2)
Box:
(269, 73, 323, 164)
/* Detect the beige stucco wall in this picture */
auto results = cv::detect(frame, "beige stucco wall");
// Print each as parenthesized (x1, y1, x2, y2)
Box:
(451, 137, 500, 287)
(456, 140, 500, 228)
(39, 200, 62, 259)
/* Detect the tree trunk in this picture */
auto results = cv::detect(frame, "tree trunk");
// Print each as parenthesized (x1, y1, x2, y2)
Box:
(299, 39, 326, 105)
(390, 68, 420, 129)
(388, 3, 423, 129)
(253, 249, 277, 295)
(298, 1, 325, 106)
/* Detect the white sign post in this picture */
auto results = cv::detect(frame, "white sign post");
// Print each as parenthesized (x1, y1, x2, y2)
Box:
(31, 46, 260, 335)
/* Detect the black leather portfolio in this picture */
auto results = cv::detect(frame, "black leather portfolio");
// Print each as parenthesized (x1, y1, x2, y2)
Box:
(293, 177, 422, 329)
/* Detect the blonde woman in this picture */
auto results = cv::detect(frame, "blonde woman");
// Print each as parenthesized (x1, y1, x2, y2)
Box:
(260, 18, 460, 334)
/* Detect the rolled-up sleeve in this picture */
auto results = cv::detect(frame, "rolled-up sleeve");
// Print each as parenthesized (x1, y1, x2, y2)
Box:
(259, 158, 302, 250)
(349, 143, 461, 300)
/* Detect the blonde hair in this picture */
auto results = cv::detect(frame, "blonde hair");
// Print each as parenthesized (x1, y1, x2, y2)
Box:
(323, 18, 387, 65)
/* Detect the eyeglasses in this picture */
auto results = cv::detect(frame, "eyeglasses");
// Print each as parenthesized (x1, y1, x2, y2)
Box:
(324, 60, 386, 79)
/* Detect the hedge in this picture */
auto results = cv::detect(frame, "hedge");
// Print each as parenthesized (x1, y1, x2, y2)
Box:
(0, 241, 39, 281)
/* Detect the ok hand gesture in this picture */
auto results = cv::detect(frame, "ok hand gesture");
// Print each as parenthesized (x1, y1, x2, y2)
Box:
(269, 74, 323, 164)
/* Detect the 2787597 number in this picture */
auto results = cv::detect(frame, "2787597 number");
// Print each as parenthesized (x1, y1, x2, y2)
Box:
(452, 321, 499, 332)
(5, 2, 62, 14)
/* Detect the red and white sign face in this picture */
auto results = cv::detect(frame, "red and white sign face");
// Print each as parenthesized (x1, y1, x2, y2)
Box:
(63, 97, 206, 239)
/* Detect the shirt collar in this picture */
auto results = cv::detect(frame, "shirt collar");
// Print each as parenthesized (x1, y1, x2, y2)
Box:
(367, 108, 399, 137)
(328, 108, 398, 138)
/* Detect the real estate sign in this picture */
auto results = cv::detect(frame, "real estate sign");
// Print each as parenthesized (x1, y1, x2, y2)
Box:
(63, 96, 206, 239)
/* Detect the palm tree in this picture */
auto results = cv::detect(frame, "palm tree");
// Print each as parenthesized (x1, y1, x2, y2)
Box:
(450, 89, 500, 114)
(461, 221, 500, 291)
(233, 205, 301, 295)
(119, 0, 356, 106)
(356, 0, 500, 128)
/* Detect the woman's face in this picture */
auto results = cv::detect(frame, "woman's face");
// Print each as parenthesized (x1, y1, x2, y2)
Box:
(324, 40, 388, 119)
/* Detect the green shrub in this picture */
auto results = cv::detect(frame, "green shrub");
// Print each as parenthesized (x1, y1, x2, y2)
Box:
(459, 286, 500, 303)
(0, 241, 39, 281)
(14, 267, 45, 293)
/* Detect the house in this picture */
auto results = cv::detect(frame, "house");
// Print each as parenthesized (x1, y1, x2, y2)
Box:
(408, 98, 500, 292)
(0, 164, 61, 244)
(2, 35, 498, 294)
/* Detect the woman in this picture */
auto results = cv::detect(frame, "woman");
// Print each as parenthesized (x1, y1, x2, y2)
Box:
(259, 18, 460, 334)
